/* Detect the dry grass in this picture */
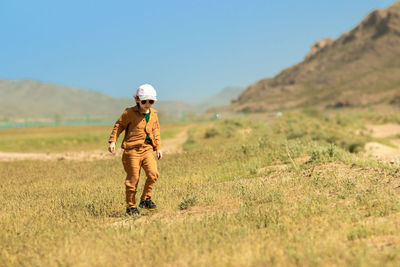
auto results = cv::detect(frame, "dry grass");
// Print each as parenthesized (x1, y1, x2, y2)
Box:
(1, 110, 400, 266)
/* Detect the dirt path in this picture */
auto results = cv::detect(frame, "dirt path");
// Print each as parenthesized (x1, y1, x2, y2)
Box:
(161, 127, 188, 155)
(0, 127, 189, 162)
(364, 124, 400, 164)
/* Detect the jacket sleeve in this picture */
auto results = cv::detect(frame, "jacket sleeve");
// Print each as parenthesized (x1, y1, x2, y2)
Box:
(152, 114, 162, 150)
(108, 109, 129, 143)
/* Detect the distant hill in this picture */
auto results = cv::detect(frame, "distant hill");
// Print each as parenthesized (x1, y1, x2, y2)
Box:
(197, 87, 243, 112)
(0, 78, 201, 121)
(0, 78, 239, 121)
(0, 78, 132, 121)
(155, 100, 197, 118)
(228, 1, 400, 112)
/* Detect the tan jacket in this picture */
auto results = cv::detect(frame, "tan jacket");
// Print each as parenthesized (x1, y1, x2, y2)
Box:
(109, 106, 161, 151)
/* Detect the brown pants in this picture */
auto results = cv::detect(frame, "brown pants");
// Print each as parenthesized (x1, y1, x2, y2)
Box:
(122, 143, 159, 207)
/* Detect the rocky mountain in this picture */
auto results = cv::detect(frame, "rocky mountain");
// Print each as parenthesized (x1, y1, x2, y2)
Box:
(230, 2, 400, 112)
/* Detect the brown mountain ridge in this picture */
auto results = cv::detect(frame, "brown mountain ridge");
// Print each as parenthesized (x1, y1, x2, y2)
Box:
(230, 1, 400, 112)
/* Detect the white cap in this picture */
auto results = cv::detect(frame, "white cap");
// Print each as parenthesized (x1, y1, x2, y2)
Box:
(135, 84, 157, 101)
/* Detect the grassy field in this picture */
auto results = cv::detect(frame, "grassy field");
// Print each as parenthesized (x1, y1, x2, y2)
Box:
(1, 109, 400, 266)
(0, 123, 185, 153)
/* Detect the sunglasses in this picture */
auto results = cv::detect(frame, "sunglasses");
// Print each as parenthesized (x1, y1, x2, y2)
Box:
(140, 100, 155, 105)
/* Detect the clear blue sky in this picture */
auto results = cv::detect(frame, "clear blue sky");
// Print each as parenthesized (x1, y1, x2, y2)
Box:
(0, 0, 397, 101)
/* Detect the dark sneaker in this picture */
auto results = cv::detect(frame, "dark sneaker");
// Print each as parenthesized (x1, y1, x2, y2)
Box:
(139, 198, 157, 210)
(126, 207, 140, 216)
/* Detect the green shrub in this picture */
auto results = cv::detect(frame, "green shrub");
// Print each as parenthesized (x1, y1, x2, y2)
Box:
(204, 128, 219, 138)
(179, 196, 197, 210)
(347, 141, 365, 153)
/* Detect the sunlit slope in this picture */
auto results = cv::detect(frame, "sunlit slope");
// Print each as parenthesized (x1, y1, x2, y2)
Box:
(230, 2, 400, 112)
(0, 78, 132, 120)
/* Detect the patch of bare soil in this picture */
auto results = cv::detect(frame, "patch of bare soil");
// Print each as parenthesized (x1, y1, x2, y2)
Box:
(0, 128, 189, 162)
(364, 124, 400, 165)
(367, 123, 400, 138)
(238, 128, 252, 138)
(365, 141, 400, 164)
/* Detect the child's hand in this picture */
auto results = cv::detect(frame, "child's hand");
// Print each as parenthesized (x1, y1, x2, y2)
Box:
(108, 142, 116, 153)
(157, 150, 163, 160)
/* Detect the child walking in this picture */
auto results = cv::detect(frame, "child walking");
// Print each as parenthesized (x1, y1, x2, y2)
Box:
(108, 84, 162, 215)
